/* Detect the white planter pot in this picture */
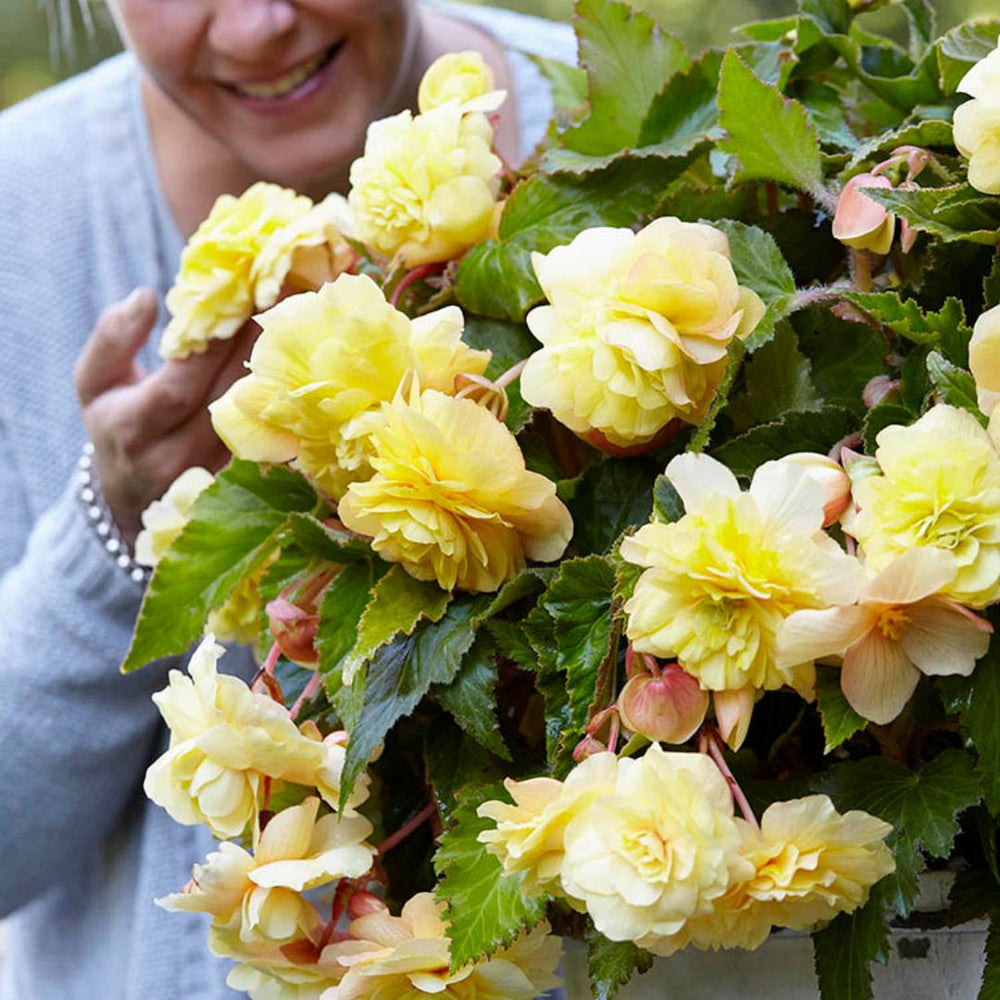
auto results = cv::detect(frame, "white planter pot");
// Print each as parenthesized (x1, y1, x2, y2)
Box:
(562, 875, 987, 999)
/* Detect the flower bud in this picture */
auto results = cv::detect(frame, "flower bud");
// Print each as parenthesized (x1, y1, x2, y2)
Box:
(862, 375, 901, 409)
(713, 687, 755, 750)
(778, 452, 851, 526)
(582, 420, 682, 458)
(266, 596, 320, 666)
(840, 447, 882, 489)
(572, 734, 608, 762)
(832, 173, 895, 255)
(348, 891, 388, 918)
(617, 665, 708, 745)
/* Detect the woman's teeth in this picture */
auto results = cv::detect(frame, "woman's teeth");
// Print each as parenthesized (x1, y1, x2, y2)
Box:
(233, 48, 334, 100)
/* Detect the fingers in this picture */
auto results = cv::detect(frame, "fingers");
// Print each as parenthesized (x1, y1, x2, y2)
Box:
(74, 288, 157, 407)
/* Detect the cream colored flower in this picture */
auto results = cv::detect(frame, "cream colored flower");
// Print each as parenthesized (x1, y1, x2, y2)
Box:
(418, 51, 506, 114)
(143, 635, 355, 838)
(970, 304, 1000, 434)
(779, 548, 992, 724)
(209, 273, 490, 498)
(520, 219, 765, 449)
(337, 387, 573, 592)
(158, 797, 374, 945)
(161, 183, 313, 359)
(477, 752, 619, 895)
(134, 467, 215, 567)
(559, 743, 753, 945)
(953, 37, 1000, 195)
(845, 405, 1000, 608)
(831, 174, 895, 255)
(622, 453, 862, 693)
(323, 894, 561, 1000)
(348, 104, 502, 266)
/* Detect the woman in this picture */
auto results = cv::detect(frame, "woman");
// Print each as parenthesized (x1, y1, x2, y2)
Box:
(0, 2, 571, 997)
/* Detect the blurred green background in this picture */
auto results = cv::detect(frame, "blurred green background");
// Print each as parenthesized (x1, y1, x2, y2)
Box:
(1, 0, 995, 110)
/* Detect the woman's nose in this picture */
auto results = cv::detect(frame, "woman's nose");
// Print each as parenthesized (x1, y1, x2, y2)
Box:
(207, 0, 298, 63)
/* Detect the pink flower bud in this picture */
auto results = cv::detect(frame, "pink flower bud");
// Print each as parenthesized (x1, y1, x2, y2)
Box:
(714, 688, 755, 750)
(779, 452, 851, 526)
(832, 173, 895, 255)
(266, 596, 320, 666)
(348, 891, 387, 918)
(581, 420, 682, 458)
(862, 375, 901, 409)
(617, 665, 708, 745)
(572, 734, 608, 762)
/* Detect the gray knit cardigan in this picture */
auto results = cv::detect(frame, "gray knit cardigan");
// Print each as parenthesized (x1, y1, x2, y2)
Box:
(0, 7, 573, 998)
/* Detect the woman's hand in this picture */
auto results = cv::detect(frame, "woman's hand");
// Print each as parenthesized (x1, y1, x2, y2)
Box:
(74, 287, 258, 546)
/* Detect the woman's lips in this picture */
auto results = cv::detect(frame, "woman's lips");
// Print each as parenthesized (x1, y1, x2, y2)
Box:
(221, 40, 345, 107)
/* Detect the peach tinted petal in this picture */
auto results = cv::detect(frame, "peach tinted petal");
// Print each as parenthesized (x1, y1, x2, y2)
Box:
(841, 631, 919, 725)
(899, 599, 992, 677)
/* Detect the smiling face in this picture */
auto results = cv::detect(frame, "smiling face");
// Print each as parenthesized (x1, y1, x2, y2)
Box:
(111, 0, 419, 189)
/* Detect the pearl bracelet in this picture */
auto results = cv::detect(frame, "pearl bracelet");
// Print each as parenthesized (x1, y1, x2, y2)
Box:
(76, 442, 150, 586)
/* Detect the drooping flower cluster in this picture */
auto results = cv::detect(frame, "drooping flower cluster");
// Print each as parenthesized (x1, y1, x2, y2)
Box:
(161, 183, 354, 359)
(478, 745, 894, 954)
(953, 35, 1000, 194)
(520, 219, 765, 451)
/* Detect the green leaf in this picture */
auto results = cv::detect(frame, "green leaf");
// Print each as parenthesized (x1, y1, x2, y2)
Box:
(927, 351, 987, 424)
(425, 721, 501, 820)
(455, 157, 689, 322)
(123, 460, 314, 673)
(711, 406, 857, 477)
(728, 323, 822, 432)
(586, 932, 654, 1000)
(562, 0, 690, 156)
(526, 54, 588, 114)
(434, 793, 547, 968)
(652, 475, 684, 524)
(981, 911, 1000, 1000)
(949, 865, 1000, 925)
(434, 634, 510, 760)
(963, 633, 1000, 815)
(800, 81, 859, 151)
(823, 32, 940, 110)
(815, 665, 867, 753)
(340, 565, 451, 686)
(567, 458, 656, 556)
(862, 184, 1000, 245)
(864, 403, 916, 453)
(540, 556, 618, 755)
(287, 512, 374, 564)
(937, 20, 1000, 95)
(690, 340, 747, 453)
(461, 317, 538, 433)
(521, 605, 573, 767)
(985, 251, 1000, 312)
(717, 49, 827, 201)
(316, 560, 385, 696)
(845, 119, 953, 172)
(843, 292, 970, 349)
(812, 891, 888, 1000)
(637, 50, 721, 151)
(341, 595, 488, 807)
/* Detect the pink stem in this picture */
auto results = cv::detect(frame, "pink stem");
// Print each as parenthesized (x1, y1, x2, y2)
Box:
(704, 728, 760, 830)
(377, 801, 438, 856)
(494, 358, 527, 389)
(389, 264, 440, 308)
(289, 672, 322, 721)
(264, 641, 281, 676)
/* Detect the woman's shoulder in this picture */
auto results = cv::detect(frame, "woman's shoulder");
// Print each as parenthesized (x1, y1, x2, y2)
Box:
(437, 2, 577, 63)
(0, 53, 137, 186)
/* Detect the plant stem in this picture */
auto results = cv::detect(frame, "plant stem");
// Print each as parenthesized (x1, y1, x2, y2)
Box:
(494, 358, 527, 390)
(377, 800, 438, 856)
(289, 672, 322, 721)
(703, 726, 760, 829)
(389, 263, 441, 308)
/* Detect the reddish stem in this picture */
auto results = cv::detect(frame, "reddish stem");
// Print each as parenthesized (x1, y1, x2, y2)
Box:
(766, 182, 779, 216)
(264, 641, 282, 677)
(377, 801, 438, 856)
(703, 726, 760, 830)
(290, 672, 322, 721)
(494, 358, 527, 390)
(316, 878, 357, 952)
(262, 776, 272, 812)
(642, 653, 662, 678)
(607, 713, 621, 753)
(389, 263, 441, 308)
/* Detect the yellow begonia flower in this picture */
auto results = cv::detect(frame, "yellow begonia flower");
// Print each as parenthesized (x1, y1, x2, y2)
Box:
(143, 635, 368, 839)
(134, 467, 215, 567)
(520, 219, 765, 449)
(970, 304, 1000, 444)
(337, 388, 573, 593)
(779, 548, 992, 724)
(209, 273, 490, 499)
(845, 405, 1000, 609)
(954, 38, 1000, 195)
(161, 183, 354, 360)
(323, 893, 561, 1000)
(159, 797, 374, 947)
(621, 453, 862, 693)
(418, 50, 507, 114)
(559, 744, 753, 946)
(477, 752, 618, 895)
(347, 104, 502, 266)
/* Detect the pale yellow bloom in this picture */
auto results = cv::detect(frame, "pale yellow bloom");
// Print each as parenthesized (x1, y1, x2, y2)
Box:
(207, 572, 267, 648)
(845, 405, 1000, 608)
(348, 104, 502, 266)
(161, 183, 312, 359)
(520, 219, 765, 449)
(477, 752, 618, 895)
(143, 636, 361, 838)
(622, 454, 862, 693)
(209, 274, 490, 499)
(323, 894, 561, 1000)
(559, 744, 753, 946)
(953, 37, 1000, 195)
(134, 467, 215, 567)
(418, 51, 506, 114)
(337, 388, 573, 592)
(780, 548, 992, 724)
(970, 304, 1000, 435)
(778, 452, 852, 526)
(157, 797, 374, 947)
